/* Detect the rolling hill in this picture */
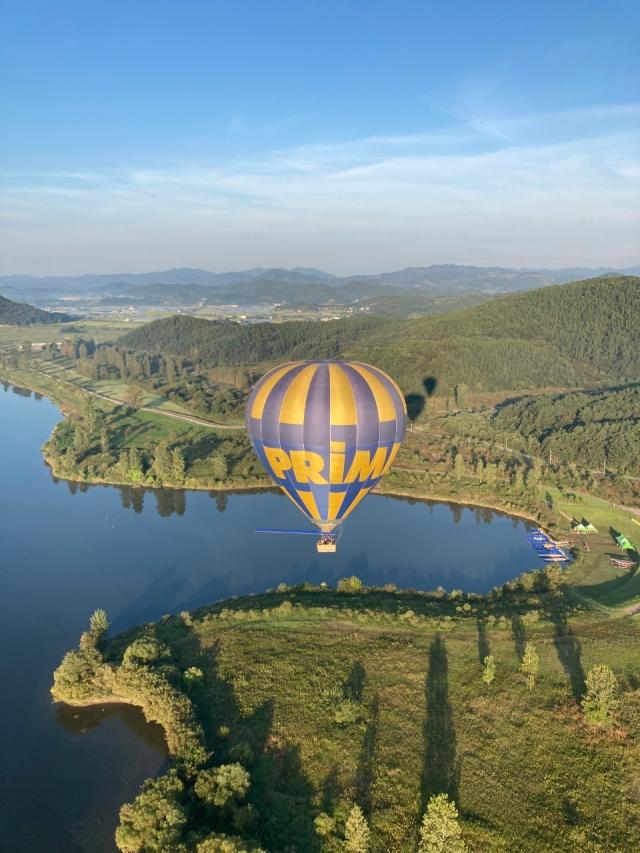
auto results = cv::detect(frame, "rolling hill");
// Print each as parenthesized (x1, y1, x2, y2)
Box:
(0, 295, 74, 325)
(118, 275, 640, 395)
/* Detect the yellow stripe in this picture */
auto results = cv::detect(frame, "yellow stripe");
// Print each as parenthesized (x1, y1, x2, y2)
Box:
(338, 487, 371, 522)
(297, 490, 320, 520)
(279, 363, 318, 424)
(329, 363, 357, 425)
(362, 363, 407, 415)
(328, 490, 347, 520)
(350, 363, 396, 421)
(251, 363, 301, 419)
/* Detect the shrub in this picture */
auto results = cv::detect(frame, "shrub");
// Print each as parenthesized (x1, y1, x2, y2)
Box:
(337, 576, 364, 593)
(482, 655, 496, 686)
(229, 741, 254, 765)
(418, 793, 466, 853)
(334, 699, 365, 725)
(115, 771, 186, 853)
(314, 812, 335, 838)
(582, 664, 618, 727)
(194, 764, 250, 808)
(51, 647, 106, 702)
(122, 637, 170, 668)
(183, 666, 204, 689)
(197, 834, 265, 853)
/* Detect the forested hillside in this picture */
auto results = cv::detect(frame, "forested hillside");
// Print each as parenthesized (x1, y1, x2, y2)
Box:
(359, 274, 639, 392)
(0, 295, 73, 325)
(118, 275, 639, 395)
(493, 384, 640, 474)
(119, 315, 385, 365)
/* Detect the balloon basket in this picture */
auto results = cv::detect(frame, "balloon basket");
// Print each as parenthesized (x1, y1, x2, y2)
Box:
(316, 535, 337, 553)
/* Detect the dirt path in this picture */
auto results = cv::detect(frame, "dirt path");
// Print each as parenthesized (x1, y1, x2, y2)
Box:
(26, 364, 246, 431)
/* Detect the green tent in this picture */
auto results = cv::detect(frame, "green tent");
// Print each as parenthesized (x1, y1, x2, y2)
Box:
(616, 532, 636, 552)
(583, 522, 598, 534)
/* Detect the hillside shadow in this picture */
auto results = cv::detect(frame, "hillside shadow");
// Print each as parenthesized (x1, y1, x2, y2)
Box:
(356, 693, 379, 815)
(549, 609, 586, 702)
(476, 617, 490, 664)
(157, 621, 321, 851)
(573, 569, 640, 607)
(112, 561, 186, 632)
(320, 766, 340, 814)
(510, 615, 526, 661)
(343, 660, 366, 701)
(421, 637, 458, 809)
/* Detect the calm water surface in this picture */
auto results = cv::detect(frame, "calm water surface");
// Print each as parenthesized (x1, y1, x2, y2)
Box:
(0, 384, 539, 852)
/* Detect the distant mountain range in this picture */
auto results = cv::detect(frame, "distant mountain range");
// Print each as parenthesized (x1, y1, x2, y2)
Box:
(0, 295, 74, 325)
(2, 263, 639, 296)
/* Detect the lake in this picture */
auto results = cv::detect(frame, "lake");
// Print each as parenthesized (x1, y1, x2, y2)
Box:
(0, 383, 539, 852)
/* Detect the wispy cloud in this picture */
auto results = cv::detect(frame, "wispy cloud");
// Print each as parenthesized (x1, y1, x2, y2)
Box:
(1, 103, 639, 274)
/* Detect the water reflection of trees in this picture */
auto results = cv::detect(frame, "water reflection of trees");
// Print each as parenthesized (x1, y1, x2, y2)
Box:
(51, 472, 238, 518)
(55, 701, 168, 754)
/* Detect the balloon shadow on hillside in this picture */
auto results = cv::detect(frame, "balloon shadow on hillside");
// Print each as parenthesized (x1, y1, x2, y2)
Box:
(404, 376, 438, 422)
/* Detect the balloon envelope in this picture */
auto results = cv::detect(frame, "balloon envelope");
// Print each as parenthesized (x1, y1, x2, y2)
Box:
(246, 360, 406, 532)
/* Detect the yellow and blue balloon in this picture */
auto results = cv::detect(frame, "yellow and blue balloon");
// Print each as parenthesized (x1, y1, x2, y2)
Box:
(246, 361, 407, 532)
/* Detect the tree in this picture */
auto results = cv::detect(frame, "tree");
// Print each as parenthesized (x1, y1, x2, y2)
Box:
(124, 384, 144, 409)
(521, 641, 539, 692)
(314, 812, 335, 838)
(153, 439, 172, 480)
(481, 655, 496, 686)
(344, 804, 371, 853)
(127, 447, 144, 482)
(418, 793, 466, 853)
(484, 462, 498, 485)
(73, 423, 90, 455)
(115, 771, 187, 853)
(454, 383, 468, 409)
(51, 646, 105, 702)
(89, 608, 109, 642)
(172, 447, 186, 482)
(197, 834, 264, 853)
(100, 428, 110, 455)
(582, 664, 618, 727)
(194, 764, 250, 808)
(511, 469, 525, 493)
(454, 453, 465, 479)
(209, 453, 228, 480)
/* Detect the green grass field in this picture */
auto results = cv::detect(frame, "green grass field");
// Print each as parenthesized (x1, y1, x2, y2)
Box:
(61, 581, 640, 852)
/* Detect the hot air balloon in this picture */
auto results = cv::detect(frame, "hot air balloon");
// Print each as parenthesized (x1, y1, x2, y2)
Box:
(246, 360, 406, 552)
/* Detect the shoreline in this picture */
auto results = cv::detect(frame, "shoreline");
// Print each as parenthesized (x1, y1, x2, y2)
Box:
(4, 370, 550, 527)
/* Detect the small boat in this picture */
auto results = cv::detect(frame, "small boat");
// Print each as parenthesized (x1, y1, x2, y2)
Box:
(610, 558, 636, 569)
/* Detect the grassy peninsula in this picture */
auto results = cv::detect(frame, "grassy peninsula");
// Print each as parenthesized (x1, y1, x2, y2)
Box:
(53, 555, 640, 852)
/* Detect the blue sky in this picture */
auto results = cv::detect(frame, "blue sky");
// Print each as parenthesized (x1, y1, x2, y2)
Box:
(1, 0, 639, 274)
